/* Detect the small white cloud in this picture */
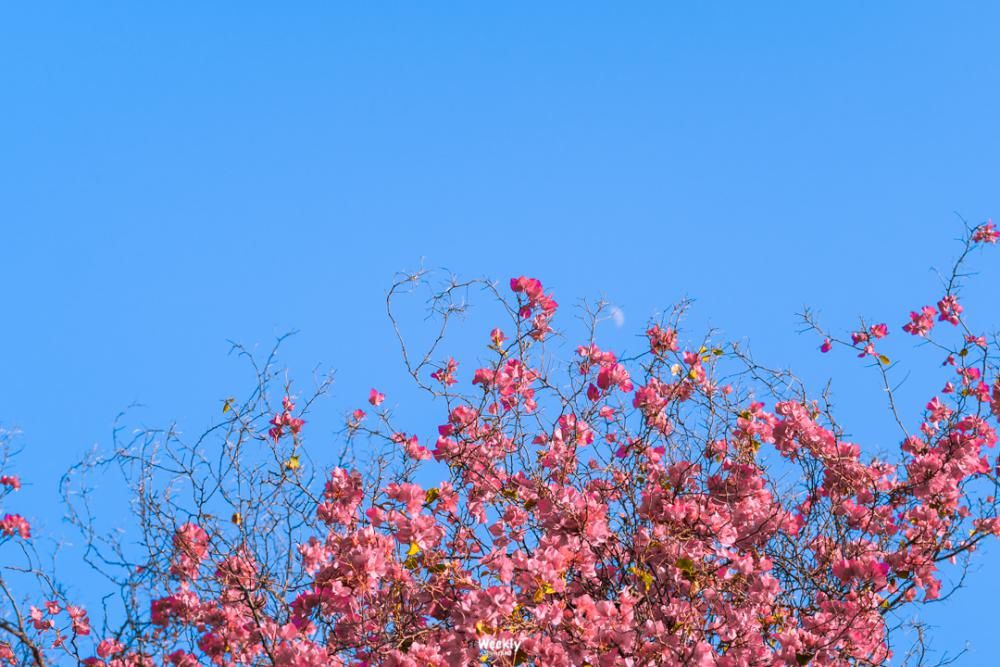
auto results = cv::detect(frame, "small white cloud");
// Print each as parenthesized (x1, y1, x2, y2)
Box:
(610, 306, 625, 328)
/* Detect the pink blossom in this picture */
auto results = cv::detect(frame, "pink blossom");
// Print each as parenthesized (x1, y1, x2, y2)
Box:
(937, 295, 963, 325)
(647, 324, 679, 354)
(972, 219, 998, 243)
(268, 396, 305, 440)
(490, 327, 507, 347)
(903, 305, 937, 336)
(0, 514, 30, 539)
(430, 357, 459, 386)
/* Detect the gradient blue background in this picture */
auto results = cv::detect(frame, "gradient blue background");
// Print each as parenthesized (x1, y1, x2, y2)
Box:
(1, 3, 998, 662)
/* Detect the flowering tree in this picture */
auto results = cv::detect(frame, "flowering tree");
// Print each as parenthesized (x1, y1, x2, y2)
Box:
(1, 221, 999, 666)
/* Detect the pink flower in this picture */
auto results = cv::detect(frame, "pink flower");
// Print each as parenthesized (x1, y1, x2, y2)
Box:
(430, 358, 459, 386)
(510, 276, 557, 340)
(368, 388, 385, 406)
(170, 522, 209, 580)
(903, 305, 937, 336)
(972, 219, 998, 244)
(0, 514, 30, 539)
(490, 328, 507, 347)
(647, 325, 679, 354)
(965, 334, 987, 347)
(67, 605, 90, 636)
(269, 396, 305, 441)
(937, 295, 963, 325)
(96, 638, 123, 658)
(820, 338, 832, 353)
(29, 606, 51, 631)
(387, 482, 425, 515)
(958, 366, 981, 386)
(926, 396, 952, 423)
(596, 362, 633, 393)
(510, 276, 543, 298)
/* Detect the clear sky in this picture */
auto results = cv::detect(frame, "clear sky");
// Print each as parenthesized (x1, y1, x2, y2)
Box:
(1, 2, 998, 662)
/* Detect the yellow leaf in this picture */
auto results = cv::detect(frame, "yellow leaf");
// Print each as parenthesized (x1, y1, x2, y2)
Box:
(283, 455, 301, 471)
(532, 582, 555, 603)
(630, 566, 653, 591)
(222, 397, 234, 414)
(475, 620, 488, 636)
(878, 354, 891, 365)
(407, 542, 421, 556)
(231, 512, 242, 526)
(676, 557, 695, 573)
(424, 487, 440, 504)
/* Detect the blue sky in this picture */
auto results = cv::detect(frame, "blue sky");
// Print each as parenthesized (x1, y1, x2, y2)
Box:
(1, 2, 998, 661)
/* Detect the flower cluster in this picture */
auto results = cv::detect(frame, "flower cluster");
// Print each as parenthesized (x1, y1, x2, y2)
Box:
(0, 469, 28, 540)
(2, 224, 997, 666)
(268, 395, 305, 441)
(511, 276, 558, 340)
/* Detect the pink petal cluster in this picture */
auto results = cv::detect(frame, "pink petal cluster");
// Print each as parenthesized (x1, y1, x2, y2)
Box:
(268, 395, 305, 441)
(2, 246, 1000, 666)
(903, 305, 937, 336)
(972, 219, 998, 243)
